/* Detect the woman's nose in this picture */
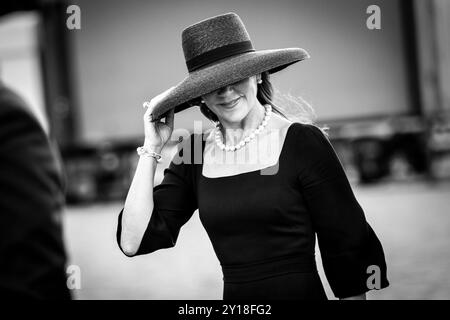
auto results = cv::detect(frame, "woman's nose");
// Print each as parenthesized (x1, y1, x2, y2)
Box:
(216, 85, 234, 96)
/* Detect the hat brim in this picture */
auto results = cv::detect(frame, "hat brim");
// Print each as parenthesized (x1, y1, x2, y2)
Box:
(151, 47, 310, 120)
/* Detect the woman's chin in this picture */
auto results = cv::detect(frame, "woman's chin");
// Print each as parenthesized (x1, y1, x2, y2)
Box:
(220, 108, 247, 123)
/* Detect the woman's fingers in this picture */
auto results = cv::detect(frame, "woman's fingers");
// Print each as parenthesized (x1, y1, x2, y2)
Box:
(143, 102, 153, 121)
(164, 108, 175, 128)
(148, 86, 176, 109)
(143, 86, 177, 122)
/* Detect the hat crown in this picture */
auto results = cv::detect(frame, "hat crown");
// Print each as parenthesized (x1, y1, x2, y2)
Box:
(182, 13, 254, 72)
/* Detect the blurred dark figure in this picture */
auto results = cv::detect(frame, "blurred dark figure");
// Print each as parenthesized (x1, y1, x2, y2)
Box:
(0, 82, 71, 299)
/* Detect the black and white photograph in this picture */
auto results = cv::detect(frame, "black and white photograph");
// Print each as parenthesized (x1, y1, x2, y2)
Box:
(0, 0, 449, 304)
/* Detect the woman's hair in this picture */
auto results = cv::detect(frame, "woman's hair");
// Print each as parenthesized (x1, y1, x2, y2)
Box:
(189, 71, 323, 131)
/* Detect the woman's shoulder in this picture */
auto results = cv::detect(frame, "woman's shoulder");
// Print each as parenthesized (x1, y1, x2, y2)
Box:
(287, 122, 345, 176)
(287, 122, 331, 150)
(289, 121, 328, 137)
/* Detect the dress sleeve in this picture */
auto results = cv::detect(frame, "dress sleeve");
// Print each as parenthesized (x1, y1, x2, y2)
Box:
(294, 123, 389, 298)
(116, 134, 199, 257)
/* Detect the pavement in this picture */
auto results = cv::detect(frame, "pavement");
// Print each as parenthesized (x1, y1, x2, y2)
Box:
(62, 179, 450, 300)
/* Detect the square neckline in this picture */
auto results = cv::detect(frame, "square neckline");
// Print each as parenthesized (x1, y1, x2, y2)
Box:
(200, 122, 297, 179)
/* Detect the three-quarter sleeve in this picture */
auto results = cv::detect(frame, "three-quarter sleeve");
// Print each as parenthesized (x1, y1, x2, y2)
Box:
(295, 123, 389, 298)
(116, 134, 199, 257)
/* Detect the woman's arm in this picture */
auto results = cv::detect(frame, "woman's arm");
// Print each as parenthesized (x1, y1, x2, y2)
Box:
(119, 89, 175, 256)
(120, 149, 161, 256)
(294, 123, 389, 299)
(117, 134, 200, 257)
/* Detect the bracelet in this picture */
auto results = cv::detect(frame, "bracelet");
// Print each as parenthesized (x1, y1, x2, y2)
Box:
(136, 146, 162, 163)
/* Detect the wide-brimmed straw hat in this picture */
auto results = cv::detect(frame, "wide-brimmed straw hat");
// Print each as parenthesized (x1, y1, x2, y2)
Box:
(150, 12, 310, 121)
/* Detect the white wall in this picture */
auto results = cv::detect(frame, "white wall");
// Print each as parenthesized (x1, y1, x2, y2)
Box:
(70, 0, 411, 143)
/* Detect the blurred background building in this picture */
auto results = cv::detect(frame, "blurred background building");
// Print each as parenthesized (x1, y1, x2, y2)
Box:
(1, 0, 450, 299)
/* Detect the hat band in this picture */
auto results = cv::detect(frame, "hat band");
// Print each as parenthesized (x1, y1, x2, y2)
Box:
(186, 40, 255, 72)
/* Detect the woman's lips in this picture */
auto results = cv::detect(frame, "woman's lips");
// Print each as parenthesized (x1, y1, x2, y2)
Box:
(219, 97, 241, 109)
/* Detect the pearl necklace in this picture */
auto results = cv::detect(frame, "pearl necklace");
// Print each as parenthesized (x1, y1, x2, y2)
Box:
(215, 104, 272, 152)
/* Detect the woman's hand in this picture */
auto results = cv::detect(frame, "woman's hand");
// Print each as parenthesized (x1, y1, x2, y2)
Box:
(142, 86, 176, 152)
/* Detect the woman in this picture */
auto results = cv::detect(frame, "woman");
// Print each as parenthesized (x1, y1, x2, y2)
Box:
(116, 12, 389, 300)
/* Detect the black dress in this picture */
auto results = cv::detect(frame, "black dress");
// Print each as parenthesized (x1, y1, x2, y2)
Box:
(117, 122, 389, 299)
